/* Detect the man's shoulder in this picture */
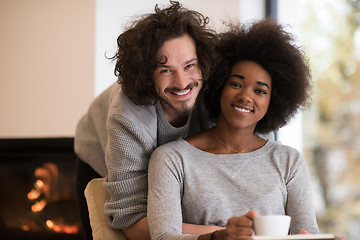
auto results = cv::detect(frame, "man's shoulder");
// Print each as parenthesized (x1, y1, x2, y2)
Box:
(107, 86, 158, 142)
(108, 87, 156, 121)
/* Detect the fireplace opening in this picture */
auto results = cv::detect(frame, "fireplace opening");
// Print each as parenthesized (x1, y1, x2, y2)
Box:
(0, 138, 84, 240)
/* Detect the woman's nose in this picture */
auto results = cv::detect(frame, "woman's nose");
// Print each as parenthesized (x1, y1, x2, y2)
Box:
(238, 88, 252, 102)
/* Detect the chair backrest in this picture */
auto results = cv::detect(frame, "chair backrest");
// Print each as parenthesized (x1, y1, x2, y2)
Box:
(84, 178, 127, 240)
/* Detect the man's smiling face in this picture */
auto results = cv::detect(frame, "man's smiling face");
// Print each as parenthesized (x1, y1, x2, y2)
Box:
(152, 34, 202, 121)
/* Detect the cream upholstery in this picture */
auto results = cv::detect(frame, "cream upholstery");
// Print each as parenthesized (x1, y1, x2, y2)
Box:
(84, 178, 127, 240)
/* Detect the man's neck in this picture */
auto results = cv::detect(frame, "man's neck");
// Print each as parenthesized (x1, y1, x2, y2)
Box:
(159, 100, 191, 127)
(164, 111, 189, 127)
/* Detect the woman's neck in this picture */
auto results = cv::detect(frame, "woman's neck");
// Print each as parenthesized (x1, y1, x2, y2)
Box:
(212, 125, 256, 154)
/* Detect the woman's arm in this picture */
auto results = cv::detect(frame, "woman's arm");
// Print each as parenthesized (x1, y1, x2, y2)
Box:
(285, 151, 319, 234)
(148, 144, 203, 239)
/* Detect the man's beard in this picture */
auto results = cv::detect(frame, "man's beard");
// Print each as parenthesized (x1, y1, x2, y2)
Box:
(160, 81, 200, 116)
(158, 95, 196, 117)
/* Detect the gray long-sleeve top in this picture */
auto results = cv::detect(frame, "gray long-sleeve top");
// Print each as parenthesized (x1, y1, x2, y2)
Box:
(148, 138, 320, 240)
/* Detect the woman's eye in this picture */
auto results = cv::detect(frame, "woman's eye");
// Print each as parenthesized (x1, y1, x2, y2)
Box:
(255, 89, 267, 95)
(230, 82, 242, 88)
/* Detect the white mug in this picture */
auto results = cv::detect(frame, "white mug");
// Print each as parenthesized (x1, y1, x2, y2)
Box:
(253, 215, 291, 236)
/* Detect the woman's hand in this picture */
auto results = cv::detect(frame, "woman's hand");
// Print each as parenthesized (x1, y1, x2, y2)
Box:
(301, 229, 310, 234)
(198, 211, 257, 240)
(223, 211, 257, 240)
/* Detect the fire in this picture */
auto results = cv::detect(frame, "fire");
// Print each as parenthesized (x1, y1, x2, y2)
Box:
(34, 179, 45, 190)
(21, 225, 30, 231)
(46, 220, 54, 228)
(25, 163, 80, 235)
(27, 179, 45, 200)
(46, 219, 79, 234)
(27, 188, 41, 200)
(31, 199, 47, 212)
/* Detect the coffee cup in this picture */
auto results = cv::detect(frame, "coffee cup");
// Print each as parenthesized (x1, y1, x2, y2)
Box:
(253, 215, 291, 236)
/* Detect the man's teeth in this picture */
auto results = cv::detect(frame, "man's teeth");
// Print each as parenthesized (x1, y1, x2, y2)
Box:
(234, 106, 251, 113)
(172, 89, 191, 96)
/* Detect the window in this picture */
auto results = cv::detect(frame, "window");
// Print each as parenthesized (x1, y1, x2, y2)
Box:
(279, 0, 360, 238)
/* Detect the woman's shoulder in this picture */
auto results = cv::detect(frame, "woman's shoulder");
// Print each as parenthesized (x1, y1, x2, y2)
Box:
(269, 140, 302, 154)
(185, 129, 214, 151)
(153, 138, 189, 155)
(265, 140, 305, 167)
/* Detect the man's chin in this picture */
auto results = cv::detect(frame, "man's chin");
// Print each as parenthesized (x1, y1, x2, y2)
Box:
(168, 103, 196, 117)
(159, 95, 198, 116)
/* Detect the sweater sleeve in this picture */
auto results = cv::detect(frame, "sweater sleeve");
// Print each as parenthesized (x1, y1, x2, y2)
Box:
(74, 82, 120, 177)
(147, 143, 199, 240)
(103, 91, 157, 229)
(285, 150, 320, 234)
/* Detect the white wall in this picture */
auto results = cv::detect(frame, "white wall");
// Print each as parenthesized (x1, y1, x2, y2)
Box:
(277, 0, 303, 151)
(94, 0, 170, 96)
(0, 0, 95, 138)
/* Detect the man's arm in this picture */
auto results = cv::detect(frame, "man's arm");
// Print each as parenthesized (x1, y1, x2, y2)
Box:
(103, 89, 158, 230)
(103, 113, 154, 229)
(122, 217, 151, 240)
(123, 217, 224, 240)
(183, 223, 225, 235)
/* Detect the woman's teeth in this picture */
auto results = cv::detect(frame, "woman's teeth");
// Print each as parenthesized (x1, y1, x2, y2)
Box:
(234, 106, 251, 113)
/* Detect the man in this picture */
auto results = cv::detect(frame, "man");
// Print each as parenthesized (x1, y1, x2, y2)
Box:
(74, 1, 220, 240)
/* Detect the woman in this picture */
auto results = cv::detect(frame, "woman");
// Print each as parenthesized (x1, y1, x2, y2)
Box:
(147, 18, 319, 240)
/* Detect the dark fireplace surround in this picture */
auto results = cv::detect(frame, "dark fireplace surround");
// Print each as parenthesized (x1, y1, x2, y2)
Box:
(0, 138, 83, 240)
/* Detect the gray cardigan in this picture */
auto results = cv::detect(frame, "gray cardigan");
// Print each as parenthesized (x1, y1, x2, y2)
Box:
(74, 82, 214, 229)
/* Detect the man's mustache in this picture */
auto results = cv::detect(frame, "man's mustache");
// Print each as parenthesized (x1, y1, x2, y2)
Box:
(164, 81, 199, 93)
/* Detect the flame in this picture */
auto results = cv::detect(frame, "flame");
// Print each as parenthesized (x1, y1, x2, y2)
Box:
(34, 179, 44, 190)
(31, 199, 47, 212)
(46, 219, 79, 234)
(46, 220, 55, 229)
(27, 188, 41, 200)
(21, 225, 30, 231)
(27, 179, 45, 200)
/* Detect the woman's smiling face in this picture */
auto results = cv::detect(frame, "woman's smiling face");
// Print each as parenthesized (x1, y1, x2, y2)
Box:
(219, 61, 272, 131)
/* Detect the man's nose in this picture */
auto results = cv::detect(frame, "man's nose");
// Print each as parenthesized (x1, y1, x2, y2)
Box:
(173, 71, 189, 89)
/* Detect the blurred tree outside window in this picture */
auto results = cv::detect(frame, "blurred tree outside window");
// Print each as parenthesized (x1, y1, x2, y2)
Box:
(298, 0, 360, 239)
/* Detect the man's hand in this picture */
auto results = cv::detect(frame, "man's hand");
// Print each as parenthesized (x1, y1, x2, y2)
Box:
(122, 217, 151, 240)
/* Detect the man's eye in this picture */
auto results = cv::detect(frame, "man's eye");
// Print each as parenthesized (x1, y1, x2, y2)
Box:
(185, 63, 195, 69)
(160, 69, 170, 74)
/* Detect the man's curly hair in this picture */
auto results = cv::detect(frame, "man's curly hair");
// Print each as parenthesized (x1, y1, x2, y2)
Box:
(110, 1, 217, 105)
(205, 18, 312, 134)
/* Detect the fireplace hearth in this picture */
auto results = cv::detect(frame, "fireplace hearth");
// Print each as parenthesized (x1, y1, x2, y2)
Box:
(0, 138, 83, 240)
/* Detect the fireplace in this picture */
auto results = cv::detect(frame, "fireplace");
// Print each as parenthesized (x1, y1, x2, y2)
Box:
(0, 138, 83, 240)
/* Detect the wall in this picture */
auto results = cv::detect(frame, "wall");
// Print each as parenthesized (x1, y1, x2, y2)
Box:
(0, 0, 95, 138)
